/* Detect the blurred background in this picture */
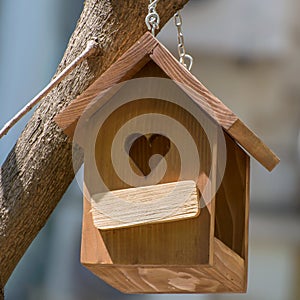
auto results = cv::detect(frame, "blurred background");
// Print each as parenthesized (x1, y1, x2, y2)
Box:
(0, 0, 299, 299)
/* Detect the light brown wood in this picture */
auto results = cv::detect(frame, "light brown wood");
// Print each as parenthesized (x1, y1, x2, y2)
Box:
(150, 41, 279, 171)
(128, 134, 171, 176)
(55, 33, 279, 171)
(212, 238, 245, 292)
(84, 265, 221, 293)
(81, 237, 246, 293)
(150, 42, 237, 129)
(0, 0, 190, 288)
(81, 61, 214, 272)
(244, 152, 250, 291)
(228, 119, 280, 171)
(214, 132, 249, 259)
(81, 185, 113, 265)
(78, 60, 250, 293)
(91, 180, 200, 230)
(81, 195, 210, 266)
(55, 33, 158, 137)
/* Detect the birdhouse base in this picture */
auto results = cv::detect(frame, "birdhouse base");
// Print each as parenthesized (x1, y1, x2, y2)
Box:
(82, 238, 245, 294)
(80, 132, 249, 294)
(81, 189, 247, 293)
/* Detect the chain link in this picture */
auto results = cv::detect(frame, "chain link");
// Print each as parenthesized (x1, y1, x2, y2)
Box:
(145, 4, 193, 71)
(145, 0, 160, 36)
(174, 11, 193, 71)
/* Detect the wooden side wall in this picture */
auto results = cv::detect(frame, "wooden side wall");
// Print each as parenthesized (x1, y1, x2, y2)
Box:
(215, 132, 250, 259)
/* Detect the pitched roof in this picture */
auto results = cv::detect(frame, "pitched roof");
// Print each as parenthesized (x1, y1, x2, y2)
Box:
(55, 32, 279, 171)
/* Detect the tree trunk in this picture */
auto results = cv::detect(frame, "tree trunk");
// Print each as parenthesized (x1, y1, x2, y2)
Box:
(0, 0, 189, 293)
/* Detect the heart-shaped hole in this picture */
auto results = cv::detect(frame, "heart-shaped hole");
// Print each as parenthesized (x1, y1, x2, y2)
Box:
(126, 134, 171, 176)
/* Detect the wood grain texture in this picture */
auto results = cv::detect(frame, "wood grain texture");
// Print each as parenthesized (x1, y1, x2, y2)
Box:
(84, 94, 213, 262)
(81, 185, 113, 265)
(244, 153, 250, 291)
(150, 42, 237, 129)
(228, 119, 279, 171)
(214, 132, 249, 258)
(0, 0, 190, 287)
(91, 181, 200, 230)
(79, 61, 250, 293)
(81, 237, 246, 293)
(81, 195, 210, 266)
(150, 42, 279, 171)
(55, 33, 158, 136)
(212, 238, 245, 292)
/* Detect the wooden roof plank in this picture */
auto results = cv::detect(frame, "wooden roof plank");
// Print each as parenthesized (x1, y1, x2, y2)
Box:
(150, 43, 238, 130)
(150, 42, 279, 171)
(228, 119, 280, 171)
(55, 32, 159, 136)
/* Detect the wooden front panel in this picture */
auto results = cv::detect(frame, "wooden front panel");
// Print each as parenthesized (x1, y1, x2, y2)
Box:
(82, 61, 220, 266)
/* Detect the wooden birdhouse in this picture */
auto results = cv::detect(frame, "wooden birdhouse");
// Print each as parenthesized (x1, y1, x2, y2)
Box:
(55, 32, 279, 294)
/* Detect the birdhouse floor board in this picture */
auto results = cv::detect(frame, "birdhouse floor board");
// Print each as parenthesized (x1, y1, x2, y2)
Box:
(82, 238, 245, 294)
(91, 181, 200, 230)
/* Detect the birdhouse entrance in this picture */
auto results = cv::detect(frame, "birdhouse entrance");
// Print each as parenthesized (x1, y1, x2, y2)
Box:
(127, 133, 171, 176)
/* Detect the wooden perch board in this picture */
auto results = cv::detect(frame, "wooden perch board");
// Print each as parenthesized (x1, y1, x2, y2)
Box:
(90, 180, 200, 230)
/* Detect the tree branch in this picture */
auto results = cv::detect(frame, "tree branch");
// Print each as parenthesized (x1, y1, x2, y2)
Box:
(0, 0, 189, 290)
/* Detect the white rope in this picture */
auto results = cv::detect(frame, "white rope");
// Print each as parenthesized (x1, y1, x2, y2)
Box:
(0, 39, 99, 139)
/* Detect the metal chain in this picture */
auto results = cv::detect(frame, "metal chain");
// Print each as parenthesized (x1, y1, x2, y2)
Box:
(174, 11, 193, 71)
(145, 4, 193, 71)
(145, 0, 160, 36)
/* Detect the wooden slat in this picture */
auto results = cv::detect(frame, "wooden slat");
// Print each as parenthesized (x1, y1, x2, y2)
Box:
(213, 238, 246, 292)
(81, 185, 112, 265)
(214, 132, 248, 258)
(91, 181, 200, 230)
(243, 153, 250, 291)
(82, 238, 246, 294)
(228, 119, 280, 171)
(54, 32, 158, 136)
(83, 264, 235, 294)
(150, 43, 238, 130)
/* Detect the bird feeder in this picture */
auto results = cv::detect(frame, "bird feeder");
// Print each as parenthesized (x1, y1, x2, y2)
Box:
(55, 32, 279, 294)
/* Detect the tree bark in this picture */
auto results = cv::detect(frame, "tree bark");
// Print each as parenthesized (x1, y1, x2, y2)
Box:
(0, 0, 189, 292)
(0, 284, 3, 300)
